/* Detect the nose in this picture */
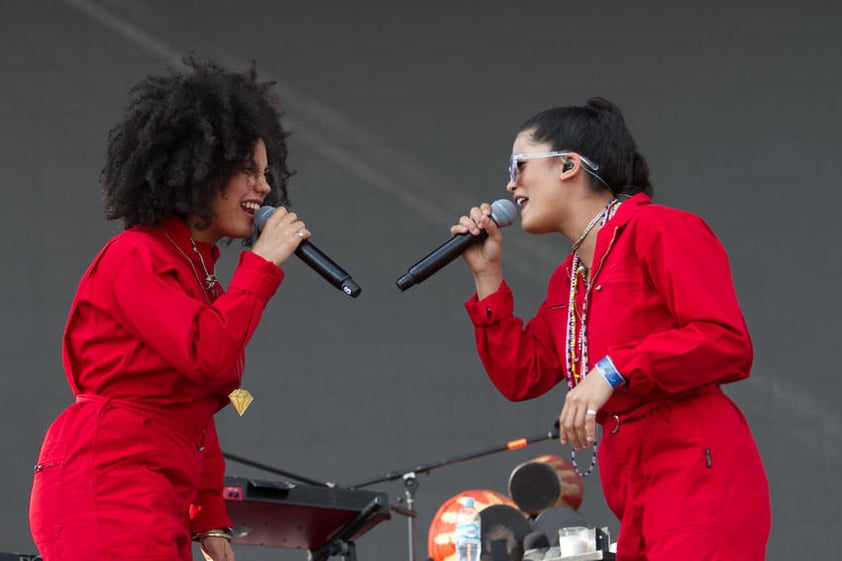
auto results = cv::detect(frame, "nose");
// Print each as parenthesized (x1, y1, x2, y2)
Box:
(254, 174, 271, 195)
(506, 178, 517, 192)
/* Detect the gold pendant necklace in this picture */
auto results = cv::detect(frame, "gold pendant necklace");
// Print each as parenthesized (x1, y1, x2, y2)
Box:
(228, 356, 251, 415)
(228, 389, 254, 416)
(158, 227, 254, 416)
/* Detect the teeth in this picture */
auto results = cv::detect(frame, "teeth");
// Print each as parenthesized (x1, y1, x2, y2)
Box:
(241, 202, 260, 211)
(515, 197, 528, 207)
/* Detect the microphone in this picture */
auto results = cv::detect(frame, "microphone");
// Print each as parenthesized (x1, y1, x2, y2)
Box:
(254, 206, 362, 298)
(395, 199, 518, 291)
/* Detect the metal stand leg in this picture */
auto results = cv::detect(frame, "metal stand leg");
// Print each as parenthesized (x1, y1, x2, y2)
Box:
(307, 496, 386, 561)
(340, 541, 357, 561)
(403, 472, 419, 561)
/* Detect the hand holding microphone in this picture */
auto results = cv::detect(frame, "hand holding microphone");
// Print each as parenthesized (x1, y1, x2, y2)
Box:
(452, 200, 512, 275)
(254, 206, 361, 298)
(251, 206, 310, 267)
(395, 199, 517, 291)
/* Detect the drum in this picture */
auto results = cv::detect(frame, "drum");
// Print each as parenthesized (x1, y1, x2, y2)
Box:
(507, 454, 584, 515)
(427, 489, 516, 561)
(532, 506, 588, 546)
(479, 504, 530, 561)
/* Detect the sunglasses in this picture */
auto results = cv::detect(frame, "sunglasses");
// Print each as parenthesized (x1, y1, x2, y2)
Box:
(508, 151, 600, 183)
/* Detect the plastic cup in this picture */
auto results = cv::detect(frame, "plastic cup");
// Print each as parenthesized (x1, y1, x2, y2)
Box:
(557, 526, 595, 556)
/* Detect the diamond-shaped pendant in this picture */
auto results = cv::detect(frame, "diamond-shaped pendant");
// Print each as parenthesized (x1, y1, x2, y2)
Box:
(229, 388, 254, 416)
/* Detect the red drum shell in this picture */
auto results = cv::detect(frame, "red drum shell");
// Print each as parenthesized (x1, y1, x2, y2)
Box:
(427, 489, 516, 561)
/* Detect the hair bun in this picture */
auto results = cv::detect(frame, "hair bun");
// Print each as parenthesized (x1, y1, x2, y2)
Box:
(585, 97, 622, 116)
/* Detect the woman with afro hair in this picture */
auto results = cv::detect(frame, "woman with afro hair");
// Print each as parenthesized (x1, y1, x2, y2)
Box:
(29, 56, 312, 561)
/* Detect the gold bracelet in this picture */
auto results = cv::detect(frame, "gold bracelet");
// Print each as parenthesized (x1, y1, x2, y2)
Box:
(192, 528, 234, 542)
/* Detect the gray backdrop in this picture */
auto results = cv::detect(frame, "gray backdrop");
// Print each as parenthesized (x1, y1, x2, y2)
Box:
(1, 1, 840, 559)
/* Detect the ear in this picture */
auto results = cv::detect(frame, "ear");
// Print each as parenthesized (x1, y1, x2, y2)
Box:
(559, 154, 585, 180)
(559, 156, 578, 179)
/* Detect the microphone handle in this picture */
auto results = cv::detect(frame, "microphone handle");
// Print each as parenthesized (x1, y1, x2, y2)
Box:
(396, 230, 488, 291)
(295, 242, 362, 298)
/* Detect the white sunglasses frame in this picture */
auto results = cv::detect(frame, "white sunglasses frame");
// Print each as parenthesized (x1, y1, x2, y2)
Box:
(508, 151, 600, 183)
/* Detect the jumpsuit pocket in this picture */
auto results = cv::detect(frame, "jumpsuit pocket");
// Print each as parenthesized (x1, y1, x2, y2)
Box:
(29, 439, 67, 543)
(642, 398, 720, 535)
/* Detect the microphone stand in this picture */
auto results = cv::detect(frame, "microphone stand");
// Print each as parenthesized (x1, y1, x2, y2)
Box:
(347, 425, 559, 561)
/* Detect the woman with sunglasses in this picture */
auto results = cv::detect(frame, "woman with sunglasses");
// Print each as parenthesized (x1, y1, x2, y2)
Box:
(451, 97, 770, 560)
(29, 56, 311, 561)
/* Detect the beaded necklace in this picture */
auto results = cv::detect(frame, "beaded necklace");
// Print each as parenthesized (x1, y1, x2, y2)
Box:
(157, 227, 253, 416)
(565, 199, 621, 476)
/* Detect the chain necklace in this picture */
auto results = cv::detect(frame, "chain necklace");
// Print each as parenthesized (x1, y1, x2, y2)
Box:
(571, 206, 609, 252)
(190, 240, 220, 298)
(564, 199, 621, 477)
(157, 226, 253, 416)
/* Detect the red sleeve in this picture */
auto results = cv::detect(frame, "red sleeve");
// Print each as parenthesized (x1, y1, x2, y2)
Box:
(464, 280, 565, 401)
(110, 248, 284, 384)
(609, 210, 752, 395)
(188, 417, 232, 533)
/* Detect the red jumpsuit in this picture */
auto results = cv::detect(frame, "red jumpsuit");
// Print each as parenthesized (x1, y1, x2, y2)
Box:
(29, 216, 284, 560)
(464, 194, 770, 561)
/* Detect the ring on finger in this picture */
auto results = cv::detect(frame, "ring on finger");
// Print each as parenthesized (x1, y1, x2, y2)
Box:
(586, 408, 598, 416)
(297, 231, 305, 238)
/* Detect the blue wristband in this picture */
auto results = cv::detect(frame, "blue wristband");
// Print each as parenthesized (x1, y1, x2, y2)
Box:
(595, 356, 625, 389)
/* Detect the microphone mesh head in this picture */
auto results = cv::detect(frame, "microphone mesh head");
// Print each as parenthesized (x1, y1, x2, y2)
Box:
(254, 205, 275, 231)
(491, 199, 518, 228)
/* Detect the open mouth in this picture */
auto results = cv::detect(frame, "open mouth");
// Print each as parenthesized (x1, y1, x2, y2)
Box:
(515, 196, 529, 208)
(241, 201, 260, 216)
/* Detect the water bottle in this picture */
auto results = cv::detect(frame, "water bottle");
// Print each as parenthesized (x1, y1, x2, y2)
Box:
(454, 497, 482, 561)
